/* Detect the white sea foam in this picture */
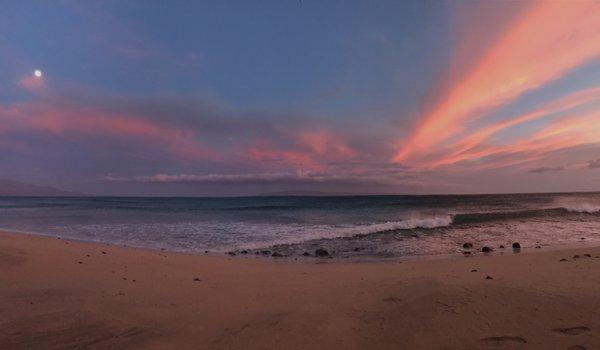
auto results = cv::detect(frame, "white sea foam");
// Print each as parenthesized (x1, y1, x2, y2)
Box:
(562, 203, 600, 213)
(51, 216, 454, 252)
(229, 216, 454, 250)
(349, 216, 453, 233)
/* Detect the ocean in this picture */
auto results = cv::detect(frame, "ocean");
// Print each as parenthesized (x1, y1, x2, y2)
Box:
(1, 193, 599, 258)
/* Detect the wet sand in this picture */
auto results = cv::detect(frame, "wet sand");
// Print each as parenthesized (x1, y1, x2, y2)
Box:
(1, 230, 599, 349)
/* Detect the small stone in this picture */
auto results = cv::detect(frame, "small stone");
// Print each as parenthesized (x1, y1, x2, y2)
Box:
(512, 242, 521, 249)
(227, 252, 236, 256)
(86, 254, 90, 257)
(471, 269, 478, 272)
(462, 243, 473, 249)
(583, 254, 591, 257)
(193, 278, 201, 282)
(560, 258, 568, 261)
(315, 249, 330, 257)
(499, 245, 505, 249)
(573, 255, 580, 259)
(463, 251, 472, 255)
(261, 250, 271, 255)
(77, 261, 83, 264)
(101, 251, 107, 255)
(271, 252, 283, 257)
(302, 252, 311, 256)
(485, 276, 493, 280)
(481, 246, 493, 253)
(535, 245, 541, 249)
(240, 250, 248, 254)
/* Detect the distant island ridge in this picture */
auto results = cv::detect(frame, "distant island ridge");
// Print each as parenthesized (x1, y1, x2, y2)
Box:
(0, 179, 83, 197)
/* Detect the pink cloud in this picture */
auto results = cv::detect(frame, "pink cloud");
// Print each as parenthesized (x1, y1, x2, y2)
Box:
(17, 74, 45, 92)
(0, 99, 219, 162)
(420, 87, 600, 168)
(395, 1, 600, 164)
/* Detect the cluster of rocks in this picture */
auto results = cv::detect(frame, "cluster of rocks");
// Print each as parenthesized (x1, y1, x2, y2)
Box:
(226, 248, 332, 259)
(462, 241, 522, 255)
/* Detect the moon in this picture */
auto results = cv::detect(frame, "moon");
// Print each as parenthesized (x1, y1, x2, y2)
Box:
(34, 69, 43, 78)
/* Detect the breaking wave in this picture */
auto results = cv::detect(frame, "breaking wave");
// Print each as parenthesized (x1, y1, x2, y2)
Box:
(451, 206, 600, 226)
(350, 216, 453, 233)
(562, 203, 600, 214)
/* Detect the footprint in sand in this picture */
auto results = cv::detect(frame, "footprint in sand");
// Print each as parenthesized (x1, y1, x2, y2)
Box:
(481, 336, 527, 345)
(552, 327, 591, 336)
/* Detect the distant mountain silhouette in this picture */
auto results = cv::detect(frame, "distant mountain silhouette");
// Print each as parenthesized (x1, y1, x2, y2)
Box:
(0, 179, 83, 196)
(257, 190, 358, 197)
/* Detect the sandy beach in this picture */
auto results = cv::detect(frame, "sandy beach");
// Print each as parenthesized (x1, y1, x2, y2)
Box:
(1, 230, 599, 349)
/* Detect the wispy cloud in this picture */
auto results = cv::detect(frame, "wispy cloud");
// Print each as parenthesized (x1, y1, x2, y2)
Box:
(2, 81, 394, 176)
(529, 166, 565, 174)
(394, 1, 600, 164)
(418, 87, 600, 169)
(589, 159, 600, 169)
(104, 168, 417, 187)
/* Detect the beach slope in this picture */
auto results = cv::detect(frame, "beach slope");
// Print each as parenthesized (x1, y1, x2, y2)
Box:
(1, 231, 599, 349)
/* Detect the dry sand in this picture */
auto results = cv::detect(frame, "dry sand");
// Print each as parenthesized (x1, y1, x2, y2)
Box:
(1, 230, 599, 349)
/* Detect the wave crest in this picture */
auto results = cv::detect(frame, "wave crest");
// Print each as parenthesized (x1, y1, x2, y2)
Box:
(354, 216, 453, 233)
(562, 203, 600, 213)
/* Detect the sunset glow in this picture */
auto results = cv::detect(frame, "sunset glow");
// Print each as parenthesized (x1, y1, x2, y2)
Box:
(1, 1, 599, 195)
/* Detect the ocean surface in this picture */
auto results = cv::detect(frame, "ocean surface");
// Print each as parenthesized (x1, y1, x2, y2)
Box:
(1, 193, 600, 258)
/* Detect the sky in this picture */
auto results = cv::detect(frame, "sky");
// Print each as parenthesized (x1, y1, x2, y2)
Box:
(1, 0, 599, 196)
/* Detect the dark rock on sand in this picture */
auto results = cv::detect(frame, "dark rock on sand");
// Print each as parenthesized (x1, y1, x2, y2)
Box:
(560, 258, 568, 262)
(227, 252, 236, 256)
(535, 245, 541, 249)
(101, 251, 107, 255)
(552, 326, 590, 335)
(499, 245, 505, 249)
(471, 269, 478, 272)
(261, 250, 271, 255)
(315, 249, 330, 257)
(485, 276, 493, 280)
(583, 254, 591, 257)
(482, 246, 493, 253)
(193, 278, 201, 282)
(240, 250, 248, 254)
(463, 243, 473, 249)
(573, 255, 581, 259)
(302, 252, 311, 256)
(512, 242, 521, 249)
(271, 252, 284, 258)
(463, 251, 472, 255)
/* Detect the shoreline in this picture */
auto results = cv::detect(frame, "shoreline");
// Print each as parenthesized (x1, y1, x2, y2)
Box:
(1, 229, 600, 349)
(1, 227, 599, 264)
